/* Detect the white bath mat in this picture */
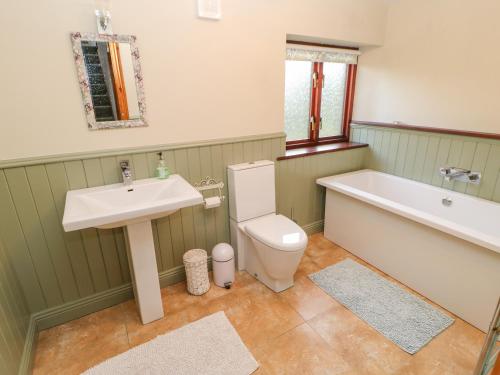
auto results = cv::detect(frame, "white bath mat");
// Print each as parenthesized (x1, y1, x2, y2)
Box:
(309, 259, 454, 354)
(82, 311, 259, 375)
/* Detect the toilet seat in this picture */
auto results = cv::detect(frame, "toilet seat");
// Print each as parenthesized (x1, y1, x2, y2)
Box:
(244, 214, 307, 252)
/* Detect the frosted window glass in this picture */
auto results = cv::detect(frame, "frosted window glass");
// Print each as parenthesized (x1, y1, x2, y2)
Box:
(284, 60, 312, 141)
(319, 63, 347, 138)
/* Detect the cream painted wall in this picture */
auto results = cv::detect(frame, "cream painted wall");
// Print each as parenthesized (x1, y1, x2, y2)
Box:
(0, 0, 387, 160)
(354, 0, 500, 133)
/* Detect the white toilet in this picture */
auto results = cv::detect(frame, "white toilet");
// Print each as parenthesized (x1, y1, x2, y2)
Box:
(228, 160, 307, 292)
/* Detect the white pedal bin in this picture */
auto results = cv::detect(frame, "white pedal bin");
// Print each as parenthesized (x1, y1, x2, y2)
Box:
(212, 243, 235, 289)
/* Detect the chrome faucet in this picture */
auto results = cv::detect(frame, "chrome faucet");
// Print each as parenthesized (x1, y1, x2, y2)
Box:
(439, 167, 481, 184)
(120, 160, 133, 186)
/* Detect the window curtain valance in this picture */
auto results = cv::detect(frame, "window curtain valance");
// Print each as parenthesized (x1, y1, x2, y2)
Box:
(286, 43, 360, 65)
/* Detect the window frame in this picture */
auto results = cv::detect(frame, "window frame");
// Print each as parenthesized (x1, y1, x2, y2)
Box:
(285, 52, 357, 150)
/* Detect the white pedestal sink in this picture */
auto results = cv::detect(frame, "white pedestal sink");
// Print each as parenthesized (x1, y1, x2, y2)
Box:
(62, 175, 203, 324)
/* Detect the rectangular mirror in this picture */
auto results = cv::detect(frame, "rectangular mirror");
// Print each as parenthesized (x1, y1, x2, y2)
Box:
(71, 32, 147, 130)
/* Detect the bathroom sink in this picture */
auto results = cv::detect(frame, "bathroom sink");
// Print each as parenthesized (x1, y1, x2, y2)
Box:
(62, 174, 203, 325)
(62, 175, 203, 231)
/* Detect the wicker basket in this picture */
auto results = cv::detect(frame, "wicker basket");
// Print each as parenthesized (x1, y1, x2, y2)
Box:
(183, 249, 210, 295)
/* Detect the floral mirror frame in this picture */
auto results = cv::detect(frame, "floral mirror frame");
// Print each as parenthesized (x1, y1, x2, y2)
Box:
(70, 32, 148, 130)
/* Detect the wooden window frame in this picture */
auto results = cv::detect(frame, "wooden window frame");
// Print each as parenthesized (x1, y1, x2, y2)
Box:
(285, 61, 357, 150)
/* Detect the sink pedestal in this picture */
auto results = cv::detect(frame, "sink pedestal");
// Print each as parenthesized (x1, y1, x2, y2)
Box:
(125, 220, 164, 324)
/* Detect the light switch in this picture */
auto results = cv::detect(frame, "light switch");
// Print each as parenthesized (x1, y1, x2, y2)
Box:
(197, 0, 221, 20)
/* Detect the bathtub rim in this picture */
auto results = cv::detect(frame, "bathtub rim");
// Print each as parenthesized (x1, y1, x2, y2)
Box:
(317, 169, 500, 254)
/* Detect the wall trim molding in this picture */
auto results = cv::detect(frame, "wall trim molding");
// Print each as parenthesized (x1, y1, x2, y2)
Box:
(17, 316, 37, 375)
(286, 39, 360, 51)
(302, 220, 324, 235)
(33, 264, 189, 331)
(351, 121, 500, 141)
(0, 132, 286, 169)
(34, 284, 134, 331)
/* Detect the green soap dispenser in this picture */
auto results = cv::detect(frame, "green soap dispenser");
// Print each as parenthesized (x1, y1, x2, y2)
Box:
(156, 152, 170, 179)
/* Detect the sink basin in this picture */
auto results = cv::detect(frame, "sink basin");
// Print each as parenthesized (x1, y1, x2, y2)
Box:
(63, 175, 203, 231)
(62, 174, 204, 325)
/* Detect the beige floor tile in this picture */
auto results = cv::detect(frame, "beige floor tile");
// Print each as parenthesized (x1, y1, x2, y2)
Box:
(309, 303, 417, 374)
(33, 305, 129, 375)
(198, 270, 259, 302)
(306, 240, 350, 269)
(294, 253, 322, 280)
(279, 276, 339, 321)
(308, 233, 338, 249)
(252, 323, 353, 375)
(206, 281, 305, 349)
(401, 318, 484, 375)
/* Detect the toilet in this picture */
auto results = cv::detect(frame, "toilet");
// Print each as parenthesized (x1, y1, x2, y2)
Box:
(228, 160, 307, 292)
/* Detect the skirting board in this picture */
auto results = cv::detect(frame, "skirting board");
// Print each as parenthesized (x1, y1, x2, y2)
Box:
(302, 220, 324, 235)
(18, 221, 324, 374)
(34, 264, 188, 331)
(17, 317, 37, 375)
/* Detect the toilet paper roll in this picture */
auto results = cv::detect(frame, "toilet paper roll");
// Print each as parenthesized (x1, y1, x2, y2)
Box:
(204, 196, 221, 209)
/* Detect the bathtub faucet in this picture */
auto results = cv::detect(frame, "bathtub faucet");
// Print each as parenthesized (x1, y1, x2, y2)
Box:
(439, 167, 481, 184)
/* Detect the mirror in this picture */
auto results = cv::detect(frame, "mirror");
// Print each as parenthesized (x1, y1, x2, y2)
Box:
(71, 33, 147, 130)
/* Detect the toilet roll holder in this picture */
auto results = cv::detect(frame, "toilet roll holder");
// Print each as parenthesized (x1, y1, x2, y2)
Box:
(194, 177, 225, 207)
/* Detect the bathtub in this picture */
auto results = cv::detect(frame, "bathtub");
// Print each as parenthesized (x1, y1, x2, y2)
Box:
(317, 169, 500, 332)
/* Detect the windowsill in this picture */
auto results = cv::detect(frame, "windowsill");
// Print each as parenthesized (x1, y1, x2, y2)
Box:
(277, 142, 368, 160)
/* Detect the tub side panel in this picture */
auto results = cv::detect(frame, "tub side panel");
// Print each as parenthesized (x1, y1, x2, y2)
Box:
(324, 189, 500, 332)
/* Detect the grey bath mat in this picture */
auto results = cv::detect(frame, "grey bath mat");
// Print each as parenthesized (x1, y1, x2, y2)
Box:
(309, 259, 454, 354)
(82, 311, 258, 375)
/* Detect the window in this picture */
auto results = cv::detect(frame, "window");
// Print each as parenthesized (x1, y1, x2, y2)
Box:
(284, 42, 358, 148)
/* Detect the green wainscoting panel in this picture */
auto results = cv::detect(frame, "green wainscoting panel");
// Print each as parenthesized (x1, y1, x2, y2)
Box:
(276, 148, 365, 226)
(3, 133, 363, 317)
(0, 239, 31, 375)
(0, 137, 260, 314)
(0, 132, 366, 319)
(0, 131, 368, 375)
(351, 124, 500, 203)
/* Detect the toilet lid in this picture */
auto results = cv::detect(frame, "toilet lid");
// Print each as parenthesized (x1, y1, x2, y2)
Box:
(245, 214, 308, 252)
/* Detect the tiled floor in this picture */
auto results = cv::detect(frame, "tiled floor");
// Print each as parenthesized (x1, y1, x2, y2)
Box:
(33, 233, 485, 374)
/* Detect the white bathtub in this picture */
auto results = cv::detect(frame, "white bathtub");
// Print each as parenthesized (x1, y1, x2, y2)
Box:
(317, 169, 500, 332)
